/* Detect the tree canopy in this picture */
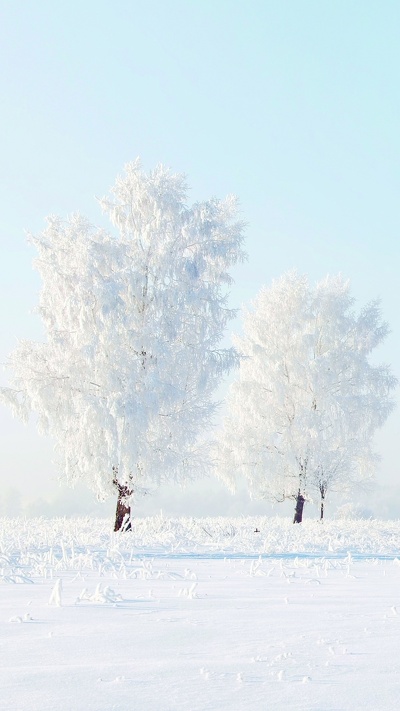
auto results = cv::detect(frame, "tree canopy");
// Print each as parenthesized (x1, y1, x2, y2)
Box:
(1, 161, 246, 518)
(219, 272, 397, 521)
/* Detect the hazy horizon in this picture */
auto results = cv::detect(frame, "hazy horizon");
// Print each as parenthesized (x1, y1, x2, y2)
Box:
(1, 1, 399, 519)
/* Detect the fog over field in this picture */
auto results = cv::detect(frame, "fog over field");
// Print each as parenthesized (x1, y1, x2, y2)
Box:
(1, 2, 399, 519)
(2, 4, 400, 711)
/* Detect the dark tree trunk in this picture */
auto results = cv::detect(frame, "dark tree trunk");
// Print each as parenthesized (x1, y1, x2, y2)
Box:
(293, 492, 305, 524)
(113, 482, 132, 532)
(319, 483, 326, 521)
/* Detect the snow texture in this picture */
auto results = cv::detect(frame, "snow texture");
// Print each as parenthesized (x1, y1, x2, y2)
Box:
(1, 516, 400, 710)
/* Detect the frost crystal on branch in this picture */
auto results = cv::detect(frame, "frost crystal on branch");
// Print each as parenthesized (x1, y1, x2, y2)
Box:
(1, 160, 246, 509)
(219, 271, 397, 521)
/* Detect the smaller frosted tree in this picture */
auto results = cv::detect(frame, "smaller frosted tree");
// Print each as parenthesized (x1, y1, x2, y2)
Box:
(1, 160, 245, 529)
(219, 272, 396, 522)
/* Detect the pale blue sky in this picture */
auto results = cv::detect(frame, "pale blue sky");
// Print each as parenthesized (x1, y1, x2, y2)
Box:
(1, 1, 399, 518)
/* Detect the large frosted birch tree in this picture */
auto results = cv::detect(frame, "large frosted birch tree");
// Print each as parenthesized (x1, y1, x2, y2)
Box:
(1, 160, 245, 529)
(219, 272, 396, 522)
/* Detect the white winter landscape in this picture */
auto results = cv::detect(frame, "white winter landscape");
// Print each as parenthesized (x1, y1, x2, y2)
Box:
(2, 516, 400, 711)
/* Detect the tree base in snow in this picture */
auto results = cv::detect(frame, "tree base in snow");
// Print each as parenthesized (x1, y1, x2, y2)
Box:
(114, 484, 132, 532)
(293, 494, 305, 524)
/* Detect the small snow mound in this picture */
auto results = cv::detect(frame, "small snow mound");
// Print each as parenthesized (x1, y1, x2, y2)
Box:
(178, 582, 198, 599)
(76, 583, 123, 604)
(48, 579, 63, 607)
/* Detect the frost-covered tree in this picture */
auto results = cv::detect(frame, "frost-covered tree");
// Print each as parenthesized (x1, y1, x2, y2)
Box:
(1, 160, 245, 530)
(219, 272, 396, 523)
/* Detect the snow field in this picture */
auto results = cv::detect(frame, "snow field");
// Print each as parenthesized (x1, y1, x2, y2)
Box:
(1, 517, 400, 710)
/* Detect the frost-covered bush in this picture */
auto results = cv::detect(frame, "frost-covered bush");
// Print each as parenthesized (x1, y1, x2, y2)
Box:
(336, 503, 374, 521)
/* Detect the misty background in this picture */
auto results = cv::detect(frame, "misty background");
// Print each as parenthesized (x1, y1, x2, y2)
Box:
(1, 0, 399, 519)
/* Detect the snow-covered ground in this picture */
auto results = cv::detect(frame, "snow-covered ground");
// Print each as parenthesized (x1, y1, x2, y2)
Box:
(2, 516, 400, 711)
